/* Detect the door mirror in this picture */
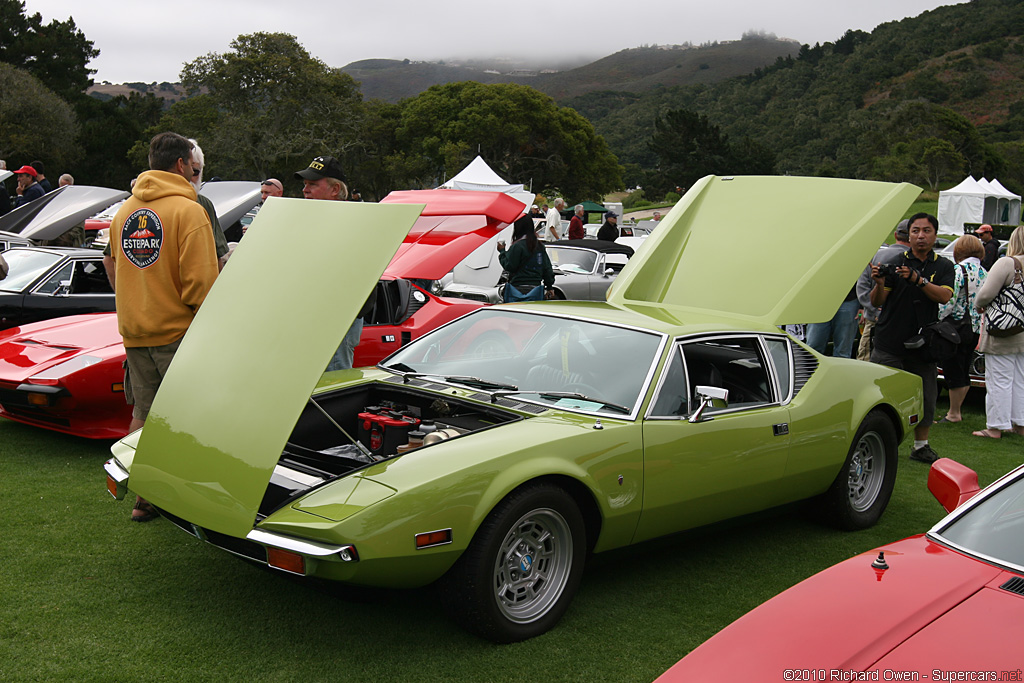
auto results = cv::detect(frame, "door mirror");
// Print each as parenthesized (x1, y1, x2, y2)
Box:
(688, 385, 729, 423)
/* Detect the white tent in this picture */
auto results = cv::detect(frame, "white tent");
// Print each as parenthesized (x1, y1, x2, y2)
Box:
(437, 156, 536, 288)
(938, 176, 1021, 234)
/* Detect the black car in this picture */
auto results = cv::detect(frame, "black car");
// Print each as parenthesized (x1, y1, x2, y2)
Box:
(0, 247, 114, 329)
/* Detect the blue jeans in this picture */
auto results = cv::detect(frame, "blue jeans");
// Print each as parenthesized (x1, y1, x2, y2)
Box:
(326, 318, 364, 371)
(806, 298, 860, 358)
(503, 283, 544, 303)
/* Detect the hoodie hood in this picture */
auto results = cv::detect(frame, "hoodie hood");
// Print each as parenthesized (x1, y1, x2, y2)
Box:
(132, 170, 197, 204)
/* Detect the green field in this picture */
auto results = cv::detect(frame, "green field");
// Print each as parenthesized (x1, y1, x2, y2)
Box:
(2, 391, 1018, 682)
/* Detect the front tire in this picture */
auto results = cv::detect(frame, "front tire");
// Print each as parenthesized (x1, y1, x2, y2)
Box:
(439, 483, 585, 642)
(815, 411, 898, 530)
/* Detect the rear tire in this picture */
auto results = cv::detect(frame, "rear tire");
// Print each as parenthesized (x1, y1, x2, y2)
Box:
(439, 483, 585, 642)
(815, 411, 897, 530)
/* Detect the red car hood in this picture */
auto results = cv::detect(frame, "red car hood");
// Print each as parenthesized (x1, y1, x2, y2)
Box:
(380, 189, 525, 280)
(0, 313, 122, 382)
(658, 536, 1021, 681)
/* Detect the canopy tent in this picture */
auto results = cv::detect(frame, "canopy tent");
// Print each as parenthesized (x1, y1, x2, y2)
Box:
(441, 156, 523, 193)
(938, 176, 1021, 235)
(437, 156, 536, 287)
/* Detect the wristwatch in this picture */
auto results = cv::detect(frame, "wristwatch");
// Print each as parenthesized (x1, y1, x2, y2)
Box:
(916, 274, 927, 288)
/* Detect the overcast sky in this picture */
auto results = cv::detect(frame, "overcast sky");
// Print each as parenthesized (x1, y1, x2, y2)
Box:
(24, 0, 964, 84)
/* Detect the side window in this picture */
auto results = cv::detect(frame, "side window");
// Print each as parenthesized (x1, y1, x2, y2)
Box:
(650, 346, 688, 417)
(71, 261, 113, 295)
(764, 337, 791, 403)
(682, 337, 774, 413)
(35, 262, 74, 295)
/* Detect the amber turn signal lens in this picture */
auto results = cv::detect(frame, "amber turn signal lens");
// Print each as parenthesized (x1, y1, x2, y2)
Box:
(266, 547, 305, 575)
(111, 383, 124, 393)
(27, 393, 50, 406)
(415, 529, 452, 549)
(106, 476, 118, 498)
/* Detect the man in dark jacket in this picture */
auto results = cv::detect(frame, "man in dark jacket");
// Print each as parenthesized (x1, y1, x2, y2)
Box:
(597, 212, 619, 242)
(13, 165, 45, 206)
(977, 224, 1000, 271)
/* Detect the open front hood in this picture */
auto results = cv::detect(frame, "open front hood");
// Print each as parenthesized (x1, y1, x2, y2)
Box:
(608, 176, 920, 324)
(380, 189, 525, 280)
(198, 181, 261, 227)
(126, 198, 423, 537)
(0, 186, 129, 240)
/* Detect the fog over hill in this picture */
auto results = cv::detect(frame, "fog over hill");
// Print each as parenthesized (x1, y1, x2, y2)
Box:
(340, 34, 800, 102)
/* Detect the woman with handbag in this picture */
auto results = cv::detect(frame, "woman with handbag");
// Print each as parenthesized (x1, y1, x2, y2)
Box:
(973, 226, 1024, 438)
(938, 235, 987, 423)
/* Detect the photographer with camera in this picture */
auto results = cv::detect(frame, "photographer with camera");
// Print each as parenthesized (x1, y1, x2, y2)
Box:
(869, 212, 954, 463)
(855, 220, 912, 360)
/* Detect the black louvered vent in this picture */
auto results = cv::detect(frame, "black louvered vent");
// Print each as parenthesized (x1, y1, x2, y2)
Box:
(1000, 577, 1024, 595)
(407, 295, 427, 317)
(792, 345, 818, 395)
(495, 398, 548, 414)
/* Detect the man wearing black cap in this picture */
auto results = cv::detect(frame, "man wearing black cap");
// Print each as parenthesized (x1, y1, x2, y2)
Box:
(296, 155, 348, 201)
(294, 155, 371, 371)
(597, 212, 619, 242)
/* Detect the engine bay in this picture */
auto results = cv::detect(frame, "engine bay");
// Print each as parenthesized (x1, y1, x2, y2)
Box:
(257, 383, 520, 517)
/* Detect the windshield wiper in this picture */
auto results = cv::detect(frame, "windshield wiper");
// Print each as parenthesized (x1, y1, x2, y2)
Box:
(441, 375, 518, 391)
(491, 390, 630, 414)
(382, 367, 517, 391)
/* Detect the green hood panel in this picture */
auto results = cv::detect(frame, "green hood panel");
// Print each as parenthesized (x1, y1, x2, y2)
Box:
(127, 198, 423, 537)
(607, 176, 920, 324)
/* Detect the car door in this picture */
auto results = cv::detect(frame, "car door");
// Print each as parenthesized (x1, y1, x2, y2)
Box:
(635, 334, 792, 543)
(20, 257, 115, 325)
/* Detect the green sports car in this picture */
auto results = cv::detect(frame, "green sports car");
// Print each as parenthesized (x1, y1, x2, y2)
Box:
(104, 176, 924, 642)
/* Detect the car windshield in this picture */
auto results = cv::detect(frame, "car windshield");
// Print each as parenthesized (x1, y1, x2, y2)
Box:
(381, 308, 663, 417)
(933, 470, 1024, 571)
(0, 249, 63, 292)
(548, 247, 597, 275)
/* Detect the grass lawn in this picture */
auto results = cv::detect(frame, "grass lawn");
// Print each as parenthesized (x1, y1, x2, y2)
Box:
(2, 389, 1019, 682)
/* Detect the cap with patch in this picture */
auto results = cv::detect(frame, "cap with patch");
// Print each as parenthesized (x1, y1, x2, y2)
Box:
(605, 211, 618, 219)
(13, 165, 37, 177)
(295, 155, 346, 183)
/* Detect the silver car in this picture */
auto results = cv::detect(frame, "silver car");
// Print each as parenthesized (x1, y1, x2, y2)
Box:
(441, 239, 635, 303)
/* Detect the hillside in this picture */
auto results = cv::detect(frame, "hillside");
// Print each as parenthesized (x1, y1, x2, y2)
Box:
(87, 81, 188, 106)
(573, 0, 1024, 193)
(535, 37, 800, 99)
(341, 36, 800, 103)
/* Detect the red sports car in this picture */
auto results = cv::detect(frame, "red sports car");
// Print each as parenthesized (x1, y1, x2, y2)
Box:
(0, 189, 524, 438)
(657, 458, 1024, 682)
(0, 313, 129, 439)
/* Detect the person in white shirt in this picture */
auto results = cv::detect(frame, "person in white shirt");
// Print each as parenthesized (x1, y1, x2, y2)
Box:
(544, 198, 565, 241)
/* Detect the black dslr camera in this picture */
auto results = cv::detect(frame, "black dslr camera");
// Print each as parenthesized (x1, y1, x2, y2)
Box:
(875, 263, 898, 278)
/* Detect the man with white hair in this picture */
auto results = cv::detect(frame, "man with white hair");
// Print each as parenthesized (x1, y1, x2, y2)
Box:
(544, 198, 564, 241)
(187, 139, 229, 266)
(58, 174, 74, 187)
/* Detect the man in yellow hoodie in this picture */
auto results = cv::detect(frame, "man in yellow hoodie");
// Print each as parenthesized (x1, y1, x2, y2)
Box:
(109, 132, 218, 520)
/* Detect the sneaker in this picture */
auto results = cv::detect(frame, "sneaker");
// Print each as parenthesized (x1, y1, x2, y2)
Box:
(910, 444, 938, 463)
